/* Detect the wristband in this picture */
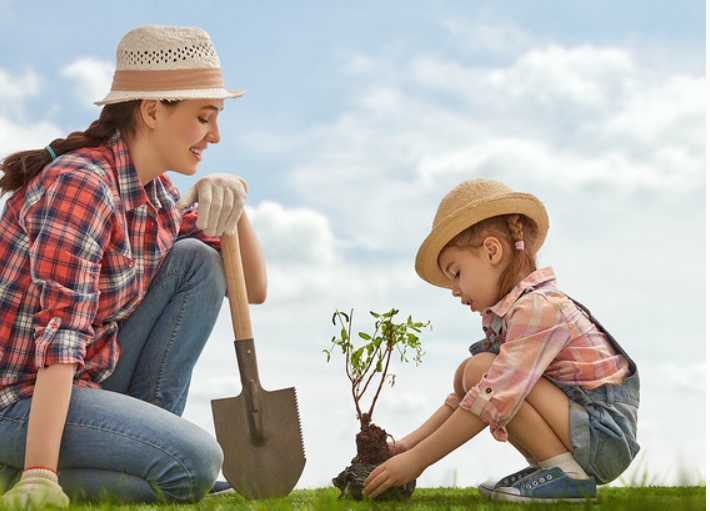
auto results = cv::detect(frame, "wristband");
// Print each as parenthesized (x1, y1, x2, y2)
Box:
(22, 467, 59, 482)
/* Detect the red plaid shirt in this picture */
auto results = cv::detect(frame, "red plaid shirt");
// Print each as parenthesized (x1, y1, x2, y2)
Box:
(0, 134, 218, 408)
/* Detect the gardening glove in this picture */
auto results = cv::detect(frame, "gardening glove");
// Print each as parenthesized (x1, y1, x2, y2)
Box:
(1, 468, 69, 510)
(176, 173, 248, 237)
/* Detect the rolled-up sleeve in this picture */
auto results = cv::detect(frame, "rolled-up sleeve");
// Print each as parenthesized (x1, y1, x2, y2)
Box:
(459, 293, 570, 441)
(22, 168, 115, 370)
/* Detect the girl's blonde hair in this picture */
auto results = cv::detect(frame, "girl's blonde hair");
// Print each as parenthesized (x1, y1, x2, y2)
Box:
(446, 214, 539, 301)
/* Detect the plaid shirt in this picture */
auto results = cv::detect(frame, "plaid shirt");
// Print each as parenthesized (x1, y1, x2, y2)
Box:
(0, 134, 217, 408)
(446, 267, 631, 442)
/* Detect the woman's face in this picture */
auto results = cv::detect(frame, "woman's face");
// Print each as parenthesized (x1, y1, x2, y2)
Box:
(151, 99, 224, 178)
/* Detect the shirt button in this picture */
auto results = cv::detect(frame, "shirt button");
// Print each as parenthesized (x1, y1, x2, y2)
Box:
(128, 260, 135, 267)
(485, 388, 492, 394)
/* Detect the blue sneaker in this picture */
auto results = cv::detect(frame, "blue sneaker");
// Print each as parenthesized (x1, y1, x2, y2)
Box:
(492, 467, 596, 503)
(208, 480, 236, 496)
(478, 466, 538, 497)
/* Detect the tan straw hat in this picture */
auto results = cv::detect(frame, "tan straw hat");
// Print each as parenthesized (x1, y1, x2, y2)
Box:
(415, 178, 549, 288)
(95, 25, 244, 106)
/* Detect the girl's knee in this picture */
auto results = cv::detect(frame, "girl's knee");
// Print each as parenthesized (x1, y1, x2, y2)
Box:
(462, 352, 497, 392)
(452, 353, 496, 396)
(452, 358, 469, 397)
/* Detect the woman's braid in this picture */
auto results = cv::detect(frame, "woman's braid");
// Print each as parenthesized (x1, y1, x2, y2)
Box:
(0, 101, 140, 195)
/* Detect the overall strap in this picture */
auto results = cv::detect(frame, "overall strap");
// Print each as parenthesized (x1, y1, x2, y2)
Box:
(567, 297, 638, 375)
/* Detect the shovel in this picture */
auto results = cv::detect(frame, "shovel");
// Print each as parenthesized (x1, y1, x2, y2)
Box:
(211, 232, 306, 499)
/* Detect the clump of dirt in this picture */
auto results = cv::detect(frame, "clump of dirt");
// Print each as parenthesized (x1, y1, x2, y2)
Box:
(354, 423, 391, 465)
(332, 421, 416, 501)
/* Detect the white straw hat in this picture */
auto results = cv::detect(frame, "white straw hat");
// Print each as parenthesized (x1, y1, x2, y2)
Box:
(415, 179, 549, 288)
(95, 25, 244, 106)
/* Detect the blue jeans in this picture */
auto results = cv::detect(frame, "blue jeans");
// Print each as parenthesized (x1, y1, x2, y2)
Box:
(0, 239, 226, 502)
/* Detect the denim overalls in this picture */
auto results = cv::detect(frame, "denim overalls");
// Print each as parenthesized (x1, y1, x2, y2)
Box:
(469, 293, 640, 485)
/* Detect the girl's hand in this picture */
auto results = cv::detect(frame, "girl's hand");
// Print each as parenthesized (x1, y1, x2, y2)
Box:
(1, 469, 69, 510)
(389, 438, 410, 456)
(362, 450, 424, 500)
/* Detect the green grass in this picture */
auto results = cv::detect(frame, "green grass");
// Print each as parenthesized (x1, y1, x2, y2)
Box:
(64, 486, 705, 511)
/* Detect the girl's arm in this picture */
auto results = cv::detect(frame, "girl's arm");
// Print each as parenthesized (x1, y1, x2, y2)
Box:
(236, 211, 267, 304)
(24, 363, 76, 470)
(364, 408, 487, 499)
(393, 404, 456, 453)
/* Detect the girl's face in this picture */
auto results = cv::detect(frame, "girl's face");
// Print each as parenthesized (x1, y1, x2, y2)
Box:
(149, 99, 224, 179)
(438, 243, 504, 314)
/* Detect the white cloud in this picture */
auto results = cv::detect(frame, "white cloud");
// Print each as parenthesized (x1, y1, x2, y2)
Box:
(239, 44, 699, 272)
(0, 68, 40, 103)
(0, 117, 62, 156)
(0, 68, 62, 154)
(61, 57, 114, 108)
(248, 201, 338, 267)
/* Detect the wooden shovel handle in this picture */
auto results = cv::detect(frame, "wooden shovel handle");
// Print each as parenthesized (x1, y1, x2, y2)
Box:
(220, 233, 253, 341)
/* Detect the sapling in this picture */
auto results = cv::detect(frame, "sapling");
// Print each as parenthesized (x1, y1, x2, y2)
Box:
(325, 308, 430, 500)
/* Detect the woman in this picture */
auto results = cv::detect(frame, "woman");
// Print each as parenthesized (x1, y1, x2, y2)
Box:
(0, 25, 266, 507)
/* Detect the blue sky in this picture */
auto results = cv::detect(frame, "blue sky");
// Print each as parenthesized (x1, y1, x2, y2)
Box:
(0, 0, 705, 490)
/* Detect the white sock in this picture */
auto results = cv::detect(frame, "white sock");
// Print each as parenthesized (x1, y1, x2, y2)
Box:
(526, 457, 541, 469)
(540, 453, 588, 480)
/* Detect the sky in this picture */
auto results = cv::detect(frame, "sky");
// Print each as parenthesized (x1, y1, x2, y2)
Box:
(0, 0, 705, 491)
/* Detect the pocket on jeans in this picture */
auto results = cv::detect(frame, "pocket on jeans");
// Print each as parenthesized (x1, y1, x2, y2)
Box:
(590, 407, 640, 483)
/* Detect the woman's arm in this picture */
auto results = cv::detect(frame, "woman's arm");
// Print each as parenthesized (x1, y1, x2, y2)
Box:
(24, 363, 76, 471)
(0, 364, 75, 509)
(237, 211, 267, 304)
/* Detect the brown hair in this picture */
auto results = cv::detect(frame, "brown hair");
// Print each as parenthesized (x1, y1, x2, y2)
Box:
(0, 100, 179, 196)
(446, 214, 539, 301)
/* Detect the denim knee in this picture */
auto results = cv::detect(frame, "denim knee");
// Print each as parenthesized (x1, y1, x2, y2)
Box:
(168, 238, 226, 299)
(166, 429, 223, 502)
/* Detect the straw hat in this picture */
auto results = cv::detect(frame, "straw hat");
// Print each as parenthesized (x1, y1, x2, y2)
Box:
(95, 25, 244, 106)
(415, 179, 549, 288)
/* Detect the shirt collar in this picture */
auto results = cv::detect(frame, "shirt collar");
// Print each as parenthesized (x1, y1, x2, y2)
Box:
(109, 133, 149, 212)
(486, 266, 557, 318)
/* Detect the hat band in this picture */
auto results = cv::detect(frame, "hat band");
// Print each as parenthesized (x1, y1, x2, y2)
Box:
(110, 68, 226, 92)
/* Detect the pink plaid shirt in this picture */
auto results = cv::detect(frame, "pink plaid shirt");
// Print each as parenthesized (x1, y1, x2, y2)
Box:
(0, 134, 218, 408)
(446, 267, 631, 442)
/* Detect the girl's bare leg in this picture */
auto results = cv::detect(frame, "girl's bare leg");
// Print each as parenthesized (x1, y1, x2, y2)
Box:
(460, 354, 571, 461)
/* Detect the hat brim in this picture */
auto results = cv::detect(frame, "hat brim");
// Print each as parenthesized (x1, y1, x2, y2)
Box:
(94, 88, 245, 106)
(415, 193, 549, 289)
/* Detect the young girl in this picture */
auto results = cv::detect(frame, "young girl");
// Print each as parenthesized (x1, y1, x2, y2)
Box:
(0, 25, 266, 508)
(363, 178, 639, 503)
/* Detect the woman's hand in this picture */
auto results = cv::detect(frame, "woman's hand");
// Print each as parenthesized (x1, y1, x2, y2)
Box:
(176, 173, 248, 237)
(1, 469, 69, 510)
(362, 450, 424, 500)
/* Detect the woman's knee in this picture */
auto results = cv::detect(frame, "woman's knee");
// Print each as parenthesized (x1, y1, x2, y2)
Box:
(160, 428, 223, 502)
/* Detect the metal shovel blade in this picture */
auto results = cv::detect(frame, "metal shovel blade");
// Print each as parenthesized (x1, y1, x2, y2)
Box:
(211, 339, 305, 499)
(211, 233, 306, 499)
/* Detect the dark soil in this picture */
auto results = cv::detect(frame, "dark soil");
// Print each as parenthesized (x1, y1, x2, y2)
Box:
(354, 423, 391, 465)
(332, 421, 416, 501)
